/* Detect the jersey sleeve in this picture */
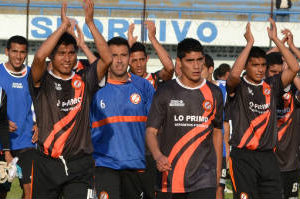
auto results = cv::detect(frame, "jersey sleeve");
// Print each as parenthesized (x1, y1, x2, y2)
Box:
(146, 89, 166, 130)
(144, 80, 155, 114)
(212, 87, 224, 129)
(0, 89, 10, 150)
(27, 70, 46, 102)
(84, 59, 105, 95)
(272, 74, 284, 98)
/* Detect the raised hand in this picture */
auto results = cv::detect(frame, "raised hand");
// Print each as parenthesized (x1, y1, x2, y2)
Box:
(244, 22, 254, 45)
(282, 29, 294, 47)
(145, 20, 156, 40)
(128, 23, 138, 47)
(83, 0, 94, 25)
(61, 2, 71, 30)
(267, 17, 278, 41)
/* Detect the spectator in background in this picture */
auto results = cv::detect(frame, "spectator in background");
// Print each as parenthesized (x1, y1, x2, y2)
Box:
(276, 0, 292, 22)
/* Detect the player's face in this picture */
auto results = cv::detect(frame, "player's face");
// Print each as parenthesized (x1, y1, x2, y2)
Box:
(245, 57, 266, 84)
(267, 64, 283, 77)
(109, 45, 129, 79)
(5, 43, 27, 72)
(179, 51, 205, 86)
(129, 51, 148, 77)
(201, 65, 213, 80)
(51, 44, 77, 79)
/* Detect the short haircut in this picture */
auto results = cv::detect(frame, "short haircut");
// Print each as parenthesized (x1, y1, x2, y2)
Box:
(266, 52, 283, 68)
(204, 54, 214, 69)
(177, 38, 203, 59)
(50, 33, 78, 58)
(108, 36, 130, 52)
(130, 42, 147, 56)
(213, 67, 220, 80)
(6, 35, 28, 51)
(246, 47, 266, 64)
(217, 63, 231, 78)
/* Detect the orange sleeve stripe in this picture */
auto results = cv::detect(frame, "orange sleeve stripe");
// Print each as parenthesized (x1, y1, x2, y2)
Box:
(92, 116, 147, 128)
(278, 118, 293, 142)
(44, 75, 84, 156)
(229, 157, 237, 192)
(161, 171, 169, 192)
(171, 131, 210, 193)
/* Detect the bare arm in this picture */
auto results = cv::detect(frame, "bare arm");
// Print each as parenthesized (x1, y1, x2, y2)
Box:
(31, 3, 71, 87)
(84, 0, 112, 81)
(145, 21, 174, 81)
(127, 23, 138, 48)
(267, 18, 299, 87)
(146, 127, 171, 172)
(213, 128, 223, 187)
(227, 23, 254, 93)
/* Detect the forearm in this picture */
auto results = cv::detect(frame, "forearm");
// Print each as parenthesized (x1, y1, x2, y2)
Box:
(81, 44, 97, 64)
(213, 128, 223, 186)
(149, 36, 174, 80)
(289, 44, 300, 62)
(146, 127, 163, 160)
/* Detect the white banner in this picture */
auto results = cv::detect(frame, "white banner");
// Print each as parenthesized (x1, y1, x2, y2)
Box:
(1, 14, 300, 47)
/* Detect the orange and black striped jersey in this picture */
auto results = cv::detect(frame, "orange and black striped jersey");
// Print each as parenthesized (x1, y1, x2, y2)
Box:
(146, 78, 223, 193)
(228, 75, 283, 151)
(275, 84, 300, 171)
(144, 71, 165, 90)
(28, 61, 100, 159)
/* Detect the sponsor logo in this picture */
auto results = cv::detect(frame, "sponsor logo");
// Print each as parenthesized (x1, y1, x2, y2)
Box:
(248, 87, 254, 96)
(71, 79, 83, 89)
(130, 93, 141, 104)
(263, 88, 271, 96)
(202, 100, 212, 111)
(54, 82, 62, 91)
(99, 191, 109, 199)
(240, 192, 248, 199)
(12, 82, 23, 89)
(169, 99, 185, 107)
(249, 101, 270, 114)
(56, 97, 82, 112)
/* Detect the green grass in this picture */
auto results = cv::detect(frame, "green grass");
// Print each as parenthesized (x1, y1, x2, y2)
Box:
(6, 179, 22, 199)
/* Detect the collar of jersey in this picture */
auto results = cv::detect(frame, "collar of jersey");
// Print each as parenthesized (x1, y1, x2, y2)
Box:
(107, 73, 132, 85)
(49, 70, 75, 81)
(3, 63, 27, 78)
(176, 77, 206, 90)
(243, 76, 263, 86)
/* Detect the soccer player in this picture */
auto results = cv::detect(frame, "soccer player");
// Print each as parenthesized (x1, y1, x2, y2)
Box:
(201, 54, 216, 84)
(28, 1, 112, 198)
(268, 29, 300, 199)
(128, 21, 174, 89)
(227, 18, 299, 199)
(146, 38, 224, 199)
(90, 36, 155, 199)
(0, 87, 13, 199)
(0, 35, 37, 199)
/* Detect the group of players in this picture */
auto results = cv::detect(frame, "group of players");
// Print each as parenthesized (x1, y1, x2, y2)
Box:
(0, 0, 300, 199)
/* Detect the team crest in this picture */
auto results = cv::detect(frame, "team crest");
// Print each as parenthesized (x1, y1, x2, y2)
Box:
(71, 79, 83, 89)
(202, 100, 212, 111)
(263, 88, 271, 96)
(240, 192, 248, 199)
(130, 93, 141, 104)
(99, 191, 109, 199)
(283, 93, 291, 100)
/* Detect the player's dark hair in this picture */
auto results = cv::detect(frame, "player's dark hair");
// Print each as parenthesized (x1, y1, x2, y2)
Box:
(50, 33, 78, 58)
(217, 63, 231, 78)
(130, 42, 147, 56)
(266, 52, 283, 69)
(177, 38, 203, 59)
(6, 35, 28, 51)
(108, 36, 130, 52)
(204, 54, 214, 69)
(246, 47, 266, 64)
(213, 67, 220, 80)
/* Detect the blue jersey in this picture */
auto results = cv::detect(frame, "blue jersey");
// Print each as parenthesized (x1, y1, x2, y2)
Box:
(0, 63, 35, 150)
(90, 74, 155, 170)
(217, 80, 227, 157)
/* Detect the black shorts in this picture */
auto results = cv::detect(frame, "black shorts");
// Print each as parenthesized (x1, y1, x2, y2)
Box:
(220, 157, 227, 187)
(156, 188, 216, 199)
(281, 169, 300, 199)
(95, 166, 146, 199)
(31, 151, 94, 199)
(229, 147, 282, 199)
(11, 147, 36, 185)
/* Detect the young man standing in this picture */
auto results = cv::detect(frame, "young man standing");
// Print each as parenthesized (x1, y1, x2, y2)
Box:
(28, 1, 112, 198)
(146, 38, 223, 199)
(90, 36, 154, 199)
(0, 35, 36, 199)
(227, 18, 299, 199)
